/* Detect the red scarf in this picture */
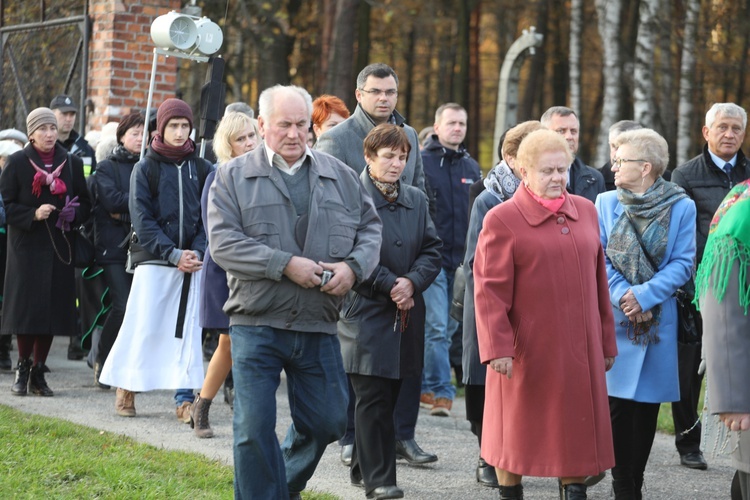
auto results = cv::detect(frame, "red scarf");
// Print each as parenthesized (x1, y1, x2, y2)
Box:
(149, 134, 196, 162)
(30, 146, 67, 198)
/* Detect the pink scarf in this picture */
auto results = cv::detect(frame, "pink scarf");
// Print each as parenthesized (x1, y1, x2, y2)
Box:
(528, 187, 565, 212)
(30, 157, 68, 198)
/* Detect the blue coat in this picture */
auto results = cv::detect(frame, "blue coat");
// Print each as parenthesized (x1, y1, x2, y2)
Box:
(200, 169, 229, 330)
(595, 191, 696, 403)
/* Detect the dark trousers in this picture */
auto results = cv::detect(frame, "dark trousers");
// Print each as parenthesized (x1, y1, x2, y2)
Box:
(672, 342, 703, 455)
(609, 396, 660, 486)
(349, 373, 402, 493)
(339, 374, 420, 445)
(465, 384, 486, 447)
(96, 264, 133, 365)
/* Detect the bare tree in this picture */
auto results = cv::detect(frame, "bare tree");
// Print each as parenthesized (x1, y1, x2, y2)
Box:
(633, 0, 660, 128)
(676, 0, 700, 166)
(569, 0, 583, 113)
(594, 0, 623, 167)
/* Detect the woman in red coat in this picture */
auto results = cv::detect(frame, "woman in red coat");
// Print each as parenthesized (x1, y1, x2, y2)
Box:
(474, 129, 617, 500)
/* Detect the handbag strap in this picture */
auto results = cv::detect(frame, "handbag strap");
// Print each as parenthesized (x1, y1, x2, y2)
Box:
(624, 211, 659, 272)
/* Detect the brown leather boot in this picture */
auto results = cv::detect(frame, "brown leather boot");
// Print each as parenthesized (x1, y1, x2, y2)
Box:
(190, 395, 214, 438)
(29, 364, 53, 396)
(115, 388, 136, 417)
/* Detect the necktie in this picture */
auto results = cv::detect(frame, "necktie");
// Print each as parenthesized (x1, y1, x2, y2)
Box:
(723, 163, 733, 177)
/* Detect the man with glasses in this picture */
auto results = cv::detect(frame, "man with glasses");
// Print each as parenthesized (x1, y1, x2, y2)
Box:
(671, 102, 750, 472)
(541, 106, 605, 202)
(316, 63, 425, 193)
(316, 62, 436, 470)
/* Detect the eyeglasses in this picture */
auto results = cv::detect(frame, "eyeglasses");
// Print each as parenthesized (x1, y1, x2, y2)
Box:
(358, 88, 398, 97)
(612, 158, 647, 168)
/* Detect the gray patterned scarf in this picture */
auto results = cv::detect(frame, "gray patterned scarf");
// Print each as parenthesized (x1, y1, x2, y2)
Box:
(607, 177, 688, 345)
(483, 161, 521, 203)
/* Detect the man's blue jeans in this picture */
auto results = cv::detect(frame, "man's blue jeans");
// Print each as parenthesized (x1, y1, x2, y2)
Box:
(421, 268, 458, 400)
(230, 325, 348, 499)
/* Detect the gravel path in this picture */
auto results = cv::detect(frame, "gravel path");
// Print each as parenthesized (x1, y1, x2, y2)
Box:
(0, 337, 736, 499)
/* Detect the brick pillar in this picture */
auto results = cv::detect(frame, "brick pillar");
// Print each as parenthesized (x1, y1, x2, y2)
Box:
(88, 0, 181, 130)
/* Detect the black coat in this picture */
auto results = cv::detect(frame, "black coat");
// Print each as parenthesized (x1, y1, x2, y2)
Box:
(0, 144, 91, 335)
(93, 146, 137, 265)
(338, 171, 442, 379)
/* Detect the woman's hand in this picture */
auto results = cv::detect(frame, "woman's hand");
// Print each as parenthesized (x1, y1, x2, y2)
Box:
(719, 413, 750, 432)
(397, 297, 414, 311)
(604, 357, 615, 371)
(390, 277, 415, 304)
(489, 357, 513, 379)
(627, 309, 653, 324)
(620, 289, 643, 316)
(34, 203, 56, 221)
(178, 250, 203, 274)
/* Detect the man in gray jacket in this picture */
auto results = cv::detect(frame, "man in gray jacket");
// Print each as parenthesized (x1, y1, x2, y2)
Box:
(208, 85, 382, 500)
(316, 62, 425, 193)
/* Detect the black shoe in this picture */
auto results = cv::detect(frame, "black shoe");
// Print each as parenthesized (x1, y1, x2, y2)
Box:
(499, 484, 524, 500)
(29, 364, 54, 397)
(11, 358, 32, 395)
(562, 483, 587, 500)
(584, 471, 605, 487)
(680, 451, 707, 470)
(67, 336, 88, 361)
(340, 443, 353, 466)
(351, 475, 364, 488)
(395, 439, 437, 465)
(476, 457, 499, 488)
(366, 485, 404, 499)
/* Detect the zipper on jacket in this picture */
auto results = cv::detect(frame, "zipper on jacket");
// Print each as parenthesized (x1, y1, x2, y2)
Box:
(176, 161, 185, 248)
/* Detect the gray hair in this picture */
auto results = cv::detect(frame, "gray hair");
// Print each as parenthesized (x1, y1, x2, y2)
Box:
(540, 106, 578, 127)
(356, 63, 399, 90)
(705, 102, 747, 130)
(225, 102, 254, 118)
(258, 85, 313, 122)
(614, 128, 669, 177)
(609, 120, 642, 137)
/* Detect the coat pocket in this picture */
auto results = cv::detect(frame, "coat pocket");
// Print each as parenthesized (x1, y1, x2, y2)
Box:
(328, 224, 356, 259)
(243, 221, 281, 249)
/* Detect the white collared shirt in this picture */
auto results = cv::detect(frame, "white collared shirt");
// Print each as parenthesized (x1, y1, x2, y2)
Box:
(707, 149, 737, 171)
(264, 142, 313, 176)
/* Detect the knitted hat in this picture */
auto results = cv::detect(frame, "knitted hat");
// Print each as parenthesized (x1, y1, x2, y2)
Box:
(26, 107, 58, 137)
(156, 98, 193, 138)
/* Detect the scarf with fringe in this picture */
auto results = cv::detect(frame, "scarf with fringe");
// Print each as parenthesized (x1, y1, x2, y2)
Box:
(695, 179, 750, 314)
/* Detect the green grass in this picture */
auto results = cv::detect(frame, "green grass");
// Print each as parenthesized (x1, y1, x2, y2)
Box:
(656, 378, 707, 435)
(0, 405, 338, 499)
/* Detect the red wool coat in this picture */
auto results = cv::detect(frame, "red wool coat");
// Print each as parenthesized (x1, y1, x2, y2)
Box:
(474, 184, 617, 477)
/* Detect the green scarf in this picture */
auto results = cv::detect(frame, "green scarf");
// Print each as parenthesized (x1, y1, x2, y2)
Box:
(695, 179, 750, 313)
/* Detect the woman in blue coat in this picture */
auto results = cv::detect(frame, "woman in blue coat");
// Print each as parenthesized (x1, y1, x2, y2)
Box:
(595, 128, 696, 499)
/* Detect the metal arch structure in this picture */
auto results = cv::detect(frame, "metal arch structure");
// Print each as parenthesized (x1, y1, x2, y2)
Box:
(0, 3, 90, 132)
(492, 27, 544, 166)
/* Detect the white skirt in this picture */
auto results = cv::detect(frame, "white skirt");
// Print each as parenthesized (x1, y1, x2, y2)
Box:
(99, 265, 205, 392)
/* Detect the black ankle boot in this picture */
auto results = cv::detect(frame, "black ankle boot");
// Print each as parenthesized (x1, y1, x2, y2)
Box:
(612, 478, 636, 500)
(29, 364, 54, 396)
(499, 484, 523, 500)
(11, 358, 32, 395)
(563, 483, 587, 500)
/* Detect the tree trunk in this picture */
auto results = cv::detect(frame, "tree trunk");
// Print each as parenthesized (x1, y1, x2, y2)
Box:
(676, 0, 699, 166)
(569, 0, 583, 114)
(594, 0, 623, 168)
(318, 0, 337, 94)
(355, 0, 371, 104)
(467, 3, 481, 157)
(633, 0, 660, 128)
(657, 11, 676, 169)
(327, 0, 359, 104)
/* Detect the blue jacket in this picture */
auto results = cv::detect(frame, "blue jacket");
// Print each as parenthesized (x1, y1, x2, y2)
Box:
(130, 147, 211, 265)
(596, 190, 696, 403)
(421, 135, 481, 271)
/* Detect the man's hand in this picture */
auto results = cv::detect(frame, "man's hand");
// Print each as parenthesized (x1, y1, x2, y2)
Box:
(318, 261, 356, 296)
(605, 356, 615, 371)
(489, 357, 513, 379)
(177, 250, 203, 274)
(390, 277, 415, 308)
(283, 256, 324, 288)
(719, 413, 750, 432)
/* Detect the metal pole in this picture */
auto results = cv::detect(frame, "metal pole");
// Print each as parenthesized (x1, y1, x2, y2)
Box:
(199, 138, 206, 159)
(141, 48, 160, 160)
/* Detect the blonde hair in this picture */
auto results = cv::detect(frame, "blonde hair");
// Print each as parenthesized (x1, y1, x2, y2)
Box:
(213, 112, 258, 164)
(516, 129, 572, 170)
(502, 121, 545, 159)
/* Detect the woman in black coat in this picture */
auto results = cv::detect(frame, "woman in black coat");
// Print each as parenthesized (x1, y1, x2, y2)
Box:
(91, 112, 144, 386)
(0, 107, 90, 396)
(338, 124, 441, 500)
